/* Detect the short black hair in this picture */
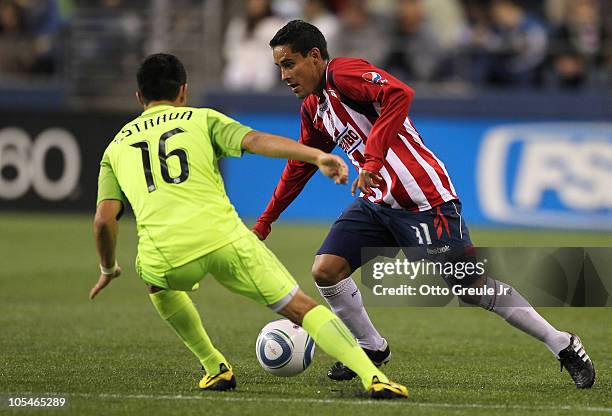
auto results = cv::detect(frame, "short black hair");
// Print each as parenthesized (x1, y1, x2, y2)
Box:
(269, 20, 329, 60)
(137, 53, 187, 104)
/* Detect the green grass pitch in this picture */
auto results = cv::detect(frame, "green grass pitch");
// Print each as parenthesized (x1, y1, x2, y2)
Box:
(1, 213, 611, 415)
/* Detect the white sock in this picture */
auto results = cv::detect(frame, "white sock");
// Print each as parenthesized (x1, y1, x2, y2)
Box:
(480, 278, 570, 357)
(317, 277, 386, 351)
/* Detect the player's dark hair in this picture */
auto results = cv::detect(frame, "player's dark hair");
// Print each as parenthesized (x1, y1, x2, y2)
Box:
(137, 53, 187, 104)
(269, 20, 329, 60)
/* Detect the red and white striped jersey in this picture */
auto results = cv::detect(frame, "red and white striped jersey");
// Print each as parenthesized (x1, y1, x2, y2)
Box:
(255, 58, 458, 229)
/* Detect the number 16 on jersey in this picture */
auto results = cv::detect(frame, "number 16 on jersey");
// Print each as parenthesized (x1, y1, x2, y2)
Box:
(130, 128, 190, 192)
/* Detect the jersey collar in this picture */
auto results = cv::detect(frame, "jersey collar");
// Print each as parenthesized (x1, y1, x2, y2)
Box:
(141, 104, 174, 116)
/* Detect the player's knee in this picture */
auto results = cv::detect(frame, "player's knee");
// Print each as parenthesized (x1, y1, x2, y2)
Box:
(311, 255, 351, 286)
(279, 289, 318, 326)
(147, 284, 165, 294)
(311, 264, 335, 286)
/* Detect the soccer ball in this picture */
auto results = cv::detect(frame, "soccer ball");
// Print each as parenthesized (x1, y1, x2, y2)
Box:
(255, 318, 315, 377)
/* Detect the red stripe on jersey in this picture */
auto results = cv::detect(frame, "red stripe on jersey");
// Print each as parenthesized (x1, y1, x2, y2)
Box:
(390, 140, 443, 206)
(328, 96, 367, 138)
(333, 99, 411, 209)
(411, 142, 456, 198)
(401, 118, 456, 199)
(407, 118, 424, 142)
(352, 149, 365, 164)
(373, 173, 389, 205)
(382, 160, 420, 211)
(320, 66, 456, 211)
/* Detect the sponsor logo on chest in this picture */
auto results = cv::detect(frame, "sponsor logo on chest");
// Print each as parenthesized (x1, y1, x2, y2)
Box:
(316, 108, 363, 154)
(336, 125, 362, 153)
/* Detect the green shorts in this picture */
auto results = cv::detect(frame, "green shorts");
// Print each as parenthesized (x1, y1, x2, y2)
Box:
(136, 232, 298, 311)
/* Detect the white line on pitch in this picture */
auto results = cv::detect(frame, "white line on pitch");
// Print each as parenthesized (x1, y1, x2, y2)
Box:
(37, 392, 612, 413)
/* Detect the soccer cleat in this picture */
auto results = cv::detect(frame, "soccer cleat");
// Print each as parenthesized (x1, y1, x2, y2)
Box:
(558, 333, 595, 389)
(327, 343, 391, 381)
(198, 363, 236, 391)
(368, 376, 408, 399)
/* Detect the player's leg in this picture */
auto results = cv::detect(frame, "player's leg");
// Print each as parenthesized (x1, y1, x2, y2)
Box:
(313, 254, 388, 352)
(459, 275, 594, 388)
(208, 231, 406, 398)
(390, 200, 594, 388)
(137, 258, 234, 391)
(438, 202, 593, 388)
(387, 199, 570, 356)
(313, 199, 396, 380)
(277, 288, 407, 398)
(459, 276, 571, 356)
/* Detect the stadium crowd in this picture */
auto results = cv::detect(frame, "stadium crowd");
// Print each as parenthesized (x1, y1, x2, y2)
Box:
(223, 0, 612, 90)
(0, 0, 71, 75)
(1, 0, 611, 90)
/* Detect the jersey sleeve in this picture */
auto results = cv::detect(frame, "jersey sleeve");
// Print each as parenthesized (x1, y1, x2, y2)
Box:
(206, 109, 253, 158)
(253, 103, 336, 239)
(96, 149, 128, 207)
(330, 59, 414, 172)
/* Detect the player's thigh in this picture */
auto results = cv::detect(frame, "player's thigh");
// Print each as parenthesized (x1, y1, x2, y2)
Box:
(136, 256, 205, 291)
(317, 199, 396, 273)
(386, 200, 478, 285)
(204, 232, 298, 310)
(385, 199, 472, 250)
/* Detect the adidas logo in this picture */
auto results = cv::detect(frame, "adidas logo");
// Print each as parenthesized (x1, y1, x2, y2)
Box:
(572, 338, 590, 363)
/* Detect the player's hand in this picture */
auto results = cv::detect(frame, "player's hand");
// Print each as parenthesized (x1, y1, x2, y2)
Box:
(316, 154, 348, 185)
(351, 177, 359, 196)
(355, 169, 382, 196)
(89, 266, 122, 300)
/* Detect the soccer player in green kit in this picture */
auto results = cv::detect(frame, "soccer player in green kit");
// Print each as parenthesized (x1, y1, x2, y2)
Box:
(89, 53, 408, 399)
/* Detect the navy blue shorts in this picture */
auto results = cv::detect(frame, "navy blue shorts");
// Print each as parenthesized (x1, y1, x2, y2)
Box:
(317, 198, 476, 284)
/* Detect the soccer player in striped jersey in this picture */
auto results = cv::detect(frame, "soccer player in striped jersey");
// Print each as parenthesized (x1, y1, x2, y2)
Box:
(90, 53, 408, 399)
(252, 20, 595, 388)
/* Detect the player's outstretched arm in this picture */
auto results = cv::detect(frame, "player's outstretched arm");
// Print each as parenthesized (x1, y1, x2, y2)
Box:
(90, 199, 123, 299)
(242, 131, 348, 185)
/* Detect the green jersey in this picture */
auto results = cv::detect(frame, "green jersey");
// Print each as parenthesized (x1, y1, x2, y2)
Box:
(97, 104, 252, 273)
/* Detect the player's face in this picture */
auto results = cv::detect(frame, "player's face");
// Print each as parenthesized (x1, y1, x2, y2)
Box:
(273, 45, 323, 99)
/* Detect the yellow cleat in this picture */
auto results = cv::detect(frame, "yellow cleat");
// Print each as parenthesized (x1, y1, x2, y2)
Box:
(368, 376, 408, 399)
(198, 363, 236, 391)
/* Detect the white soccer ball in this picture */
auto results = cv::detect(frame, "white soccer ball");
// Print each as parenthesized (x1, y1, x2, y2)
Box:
(255, 318, 316, 377)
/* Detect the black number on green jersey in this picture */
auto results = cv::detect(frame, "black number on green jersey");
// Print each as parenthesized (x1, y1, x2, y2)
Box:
(159, 128, 189, 185)
(130, 141, 156, 192)
(131, 128, 189, 193)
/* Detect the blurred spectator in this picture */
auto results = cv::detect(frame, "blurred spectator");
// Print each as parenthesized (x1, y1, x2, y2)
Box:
(462, 0, 548, 86)
(548, 0, 608, 88)
(545, 0, 571, 26)
(335, 0, 388, 65)
(71, 0, 142, 78)
(57, 0, 72, 22)
(423, 0, 466, 51)
(383, 0, 444, 82)
(487, 0, 548, 85)
(20, 0, 62, 73)
(223, 0, 284, 91)
(302, 0, 339, 56)
(459, 0, 499, 84)
(0, 0, 31, 73)
(270, 0, 301, 19)
(0, 0, 61, 76)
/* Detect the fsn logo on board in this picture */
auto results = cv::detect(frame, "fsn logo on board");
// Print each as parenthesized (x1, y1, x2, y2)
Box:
(477, 123, 612, 230)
